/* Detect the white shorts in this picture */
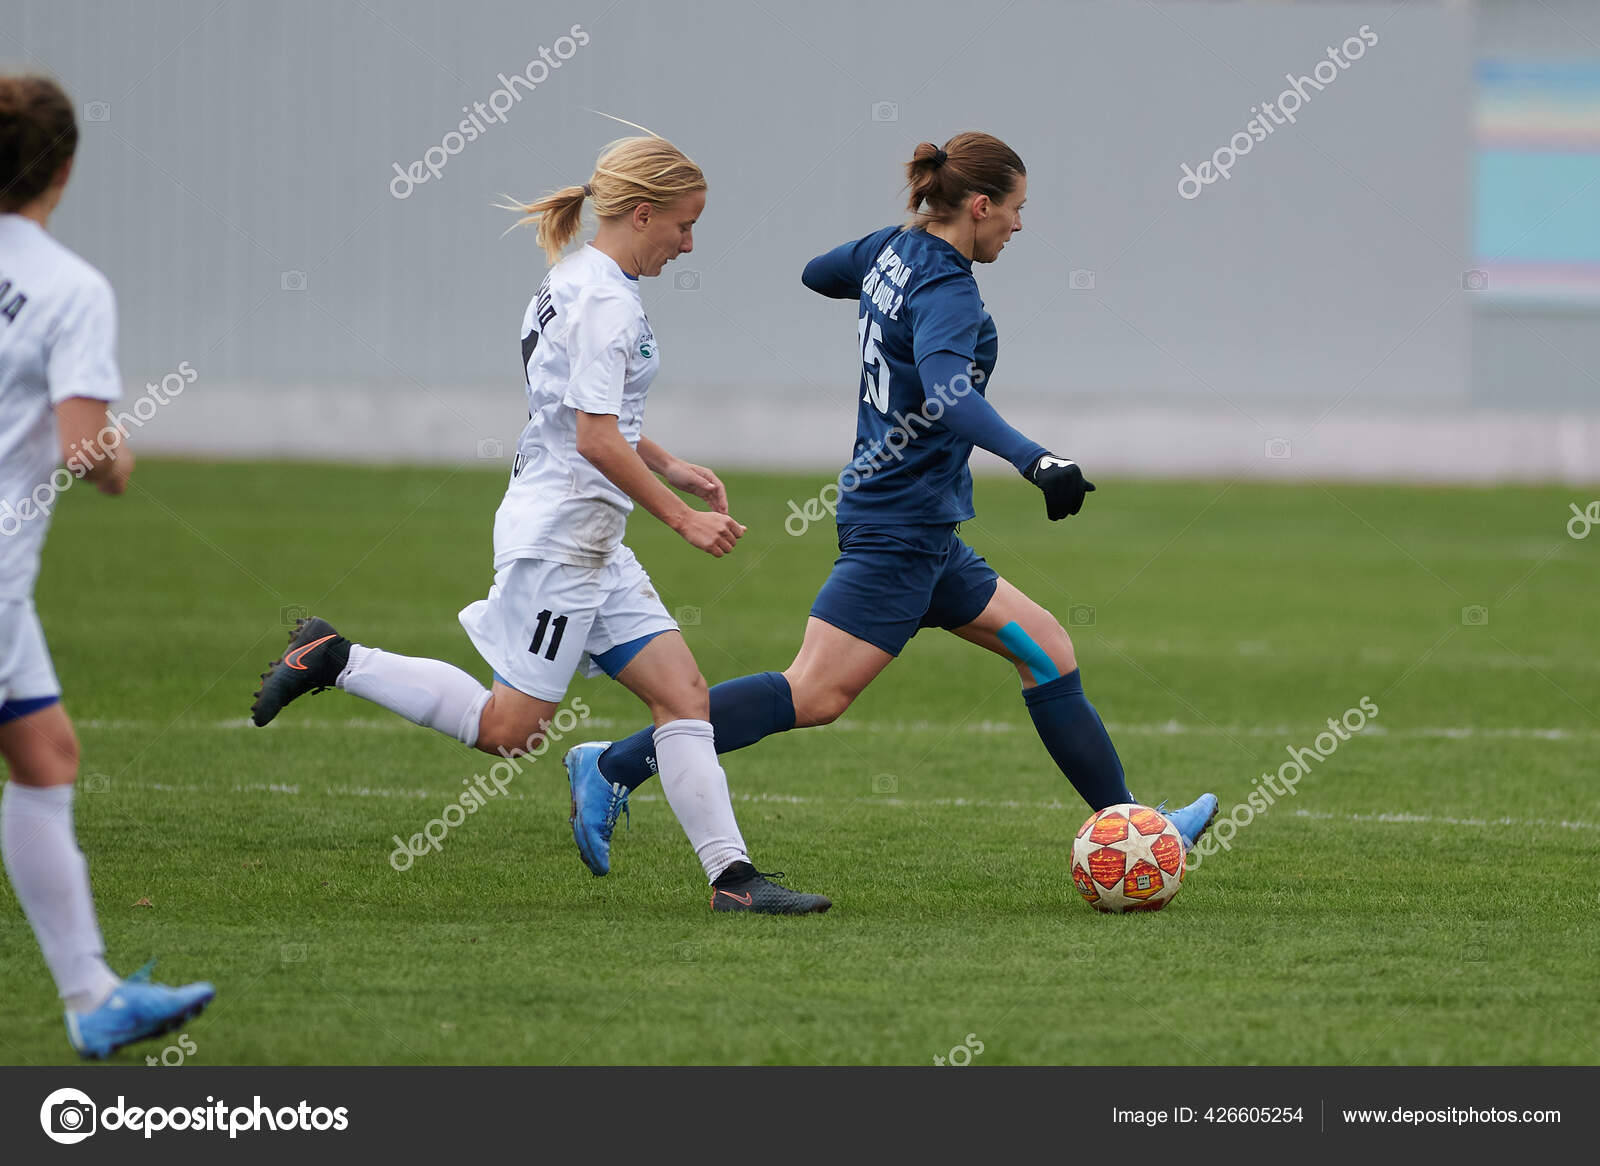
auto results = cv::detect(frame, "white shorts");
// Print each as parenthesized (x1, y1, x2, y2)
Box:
(458, 546, 677, 701)
(0, 599, 61, 711)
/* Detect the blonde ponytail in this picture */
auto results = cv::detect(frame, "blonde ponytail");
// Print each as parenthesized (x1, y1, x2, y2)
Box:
(501, 132, 705, 266)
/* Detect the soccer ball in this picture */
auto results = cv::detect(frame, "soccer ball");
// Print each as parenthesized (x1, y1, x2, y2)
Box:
(1071, 803, 1186, 913)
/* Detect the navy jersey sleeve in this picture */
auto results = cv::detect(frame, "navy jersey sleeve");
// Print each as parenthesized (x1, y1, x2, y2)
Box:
(909, 271, 983, 367)
(801, 226, 900, 299)
(916, 350, 1047, 475)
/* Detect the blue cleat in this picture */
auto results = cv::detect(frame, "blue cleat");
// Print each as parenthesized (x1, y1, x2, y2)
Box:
(65, 961, 215, 1060)
(565, 741, 628, 877)
(1159, 793, 1220, 851)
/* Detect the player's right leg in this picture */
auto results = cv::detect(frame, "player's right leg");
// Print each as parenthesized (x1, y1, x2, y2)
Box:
(251, 558, 586, 755)
(950, 573, 1217, 849)
(1, 690, 213, 1058)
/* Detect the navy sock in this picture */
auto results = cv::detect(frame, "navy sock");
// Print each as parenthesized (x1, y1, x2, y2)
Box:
(598, 671, 796, 791)
(1022, 668, 1133, 811)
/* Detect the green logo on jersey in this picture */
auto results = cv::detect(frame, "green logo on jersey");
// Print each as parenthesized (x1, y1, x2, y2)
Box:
(639, 342, 653, 358)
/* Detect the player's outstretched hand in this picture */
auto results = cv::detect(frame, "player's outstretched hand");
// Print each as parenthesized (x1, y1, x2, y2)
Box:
(665, 459, 728, 514)
(1025, 453, 1094, 520)
(678, 510, 746, 557)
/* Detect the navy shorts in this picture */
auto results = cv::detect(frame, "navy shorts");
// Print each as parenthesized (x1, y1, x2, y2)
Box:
(809, 524, 999, 657)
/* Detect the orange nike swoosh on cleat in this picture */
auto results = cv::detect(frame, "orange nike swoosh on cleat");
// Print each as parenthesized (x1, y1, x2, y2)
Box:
(284, 634, 338, 671)
(715, 890, 753, 906)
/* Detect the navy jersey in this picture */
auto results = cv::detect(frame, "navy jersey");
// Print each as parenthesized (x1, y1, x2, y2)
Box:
(802, 225, 998, 526)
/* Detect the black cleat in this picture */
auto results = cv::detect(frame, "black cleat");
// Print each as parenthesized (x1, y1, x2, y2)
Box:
(710, 862, 832, 915)
(250, 617, 350, 727)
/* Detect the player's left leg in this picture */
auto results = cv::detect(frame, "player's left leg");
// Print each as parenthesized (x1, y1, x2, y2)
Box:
(1, 701, 214, 1058)
(610, 632, 830, 913)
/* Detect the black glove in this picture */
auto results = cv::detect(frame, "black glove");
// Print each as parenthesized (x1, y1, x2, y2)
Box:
(1024, 454, 1095, 520)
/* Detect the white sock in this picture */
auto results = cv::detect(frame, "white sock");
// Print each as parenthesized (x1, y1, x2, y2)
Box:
(336, 644, 491, 747)
(1, 782, 122, 1012)
(652, 719, 750, 882)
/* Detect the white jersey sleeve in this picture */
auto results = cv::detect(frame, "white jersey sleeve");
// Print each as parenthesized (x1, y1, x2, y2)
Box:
(561, 286, 634, 417)
(45, 273, 121, 405)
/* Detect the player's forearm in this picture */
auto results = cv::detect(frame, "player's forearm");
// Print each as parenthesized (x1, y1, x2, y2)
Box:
(54, 396, 132, 489)
(576, 416, 693, 532)
(635, 435, 679, 476)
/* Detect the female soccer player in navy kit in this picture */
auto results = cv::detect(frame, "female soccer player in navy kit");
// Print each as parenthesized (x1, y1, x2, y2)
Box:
(252, 134, 829, 914)
(0, 74, 214, 1057)
(567, 133, 1217, 875)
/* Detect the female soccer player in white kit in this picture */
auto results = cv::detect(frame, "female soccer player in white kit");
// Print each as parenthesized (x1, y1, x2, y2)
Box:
(0, 74, 214, 1058)
(252, 134, 829, 914)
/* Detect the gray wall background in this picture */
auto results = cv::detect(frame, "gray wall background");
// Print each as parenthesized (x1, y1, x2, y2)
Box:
(5, 0, 1595, 479)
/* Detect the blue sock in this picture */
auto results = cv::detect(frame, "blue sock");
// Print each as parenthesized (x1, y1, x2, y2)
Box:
(1022, 668, 1132, 811)
(598, 671, 796, 791)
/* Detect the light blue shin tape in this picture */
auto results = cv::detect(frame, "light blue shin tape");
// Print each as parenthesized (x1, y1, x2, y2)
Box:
(996, 621, 1060, 683)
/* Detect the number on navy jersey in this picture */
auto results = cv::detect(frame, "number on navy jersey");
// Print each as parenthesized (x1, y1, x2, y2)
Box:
(857, 310, 890, 413)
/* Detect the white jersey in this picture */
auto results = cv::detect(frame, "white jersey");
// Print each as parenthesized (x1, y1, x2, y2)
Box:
(0, 215, 122, 600)
(493, 243, 659, 570)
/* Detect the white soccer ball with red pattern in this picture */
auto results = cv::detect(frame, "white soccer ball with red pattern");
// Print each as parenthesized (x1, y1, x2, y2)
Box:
(1071, 803, 1186, 913)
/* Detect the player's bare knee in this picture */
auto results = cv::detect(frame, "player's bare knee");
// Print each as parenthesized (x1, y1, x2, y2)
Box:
(1052, 628, 1077, 675)
(792, 683, 852, 727)
(483, 723, 547, 757)
(474, 702, 544, 757)
(57, 732, 81, 774)
(1035, 617, 1076, 674)
(654, 669, 709, 723)
(11, 742, 77, 787)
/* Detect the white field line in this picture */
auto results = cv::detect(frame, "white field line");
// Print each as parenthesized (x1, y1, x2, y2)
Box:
(77, 716, 1600, 742)
(95, 781, 1600, 833)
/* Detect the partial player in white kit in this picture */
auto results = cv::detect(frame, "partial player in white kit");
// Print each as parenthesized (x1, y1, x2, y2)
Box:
(0, 74, 215, 1058)
(251, 132, 830, 914)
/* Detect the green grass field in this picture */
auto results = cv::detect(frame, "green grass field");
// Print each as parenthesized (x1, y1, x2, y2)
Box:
(2, 460, 1597, 1065)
